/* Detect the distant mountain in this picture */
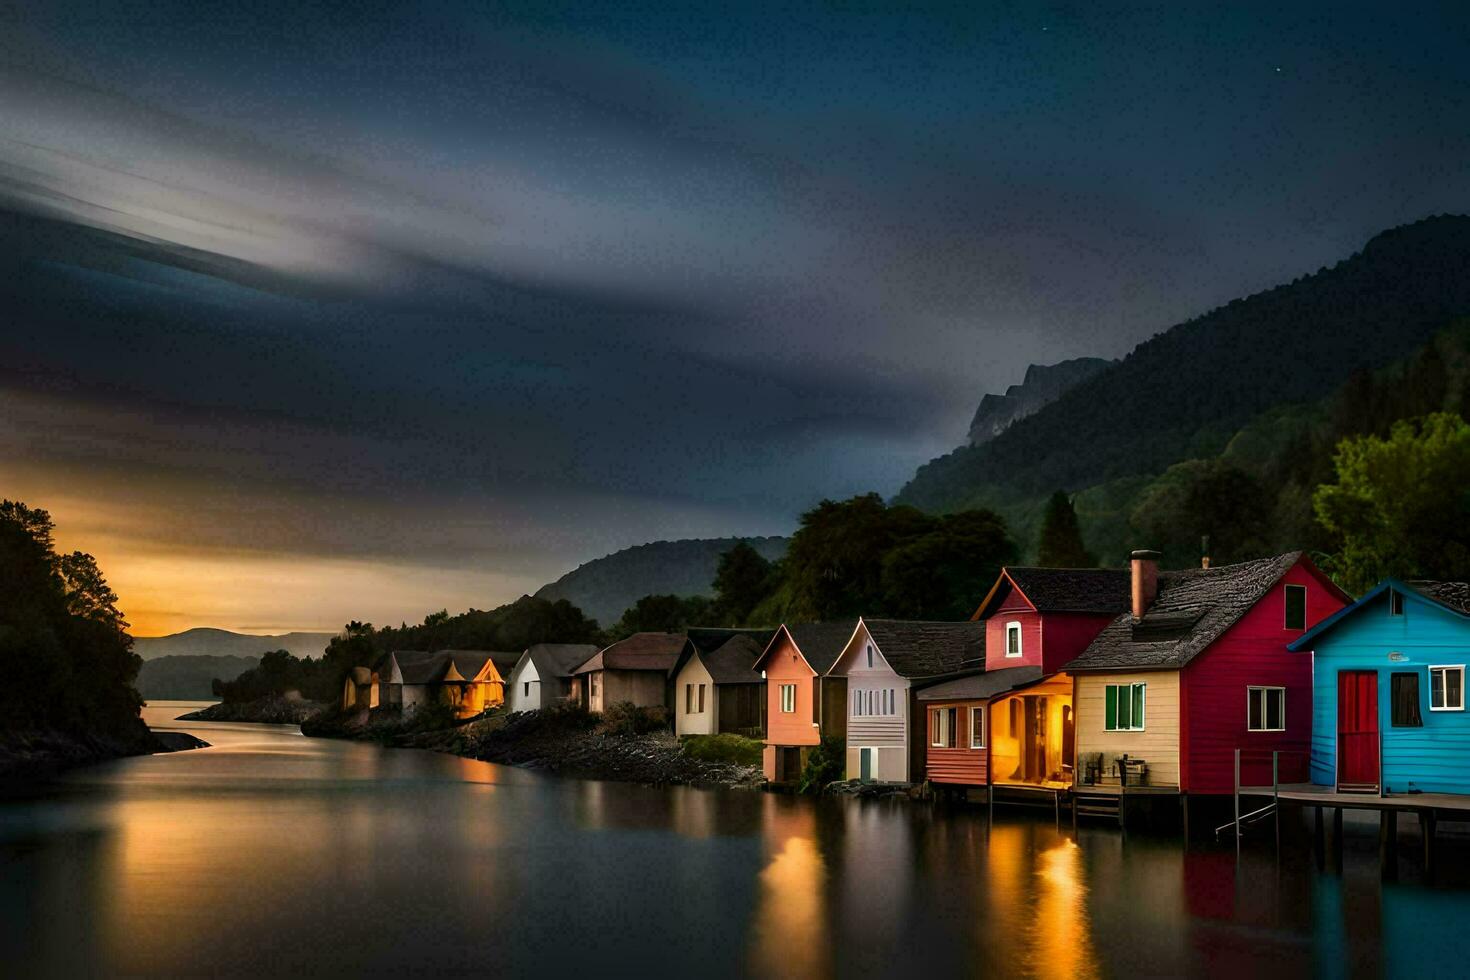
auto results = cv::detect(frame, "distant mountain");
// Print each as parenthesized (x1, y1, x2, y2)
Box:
(967, 357, 1115, 446)
(898, 215, 1470, 555)
(137, 655, 259, 701)
(535, 537, 789, 626)
(132, 627, 335, 661)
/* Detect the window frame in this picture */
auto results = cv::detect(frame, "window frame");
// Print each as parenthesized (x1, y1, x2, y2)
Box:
(930, 707, 947, 747)
(779, 683, 796, 713)
(1005, 621, 1023, 658)
(1246, 685, 1287, 732)
(1389, 590, 1405, 617)
(1104, 682, 1147, 732)
(1283, 584, 1307, 630)
(970, 706, 985, 748)
(1391, 672, 1424, 728)
(1429, 665, 1466, 712)
(698, 683, 706, 713)
(685, 683, 693, 713)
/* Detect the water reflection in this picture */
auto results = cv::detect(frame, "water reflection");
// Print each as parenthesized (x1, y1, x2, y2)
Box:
(2, 708, 1469, 978)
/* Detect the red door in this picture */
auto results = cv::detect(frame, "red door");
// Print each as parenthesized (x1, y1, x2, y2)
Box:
(1337, 671, 1379, 791)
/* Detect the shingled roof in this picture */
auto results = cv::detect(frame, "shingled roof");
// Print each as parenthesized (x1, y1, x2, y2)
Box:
(1408, 580, 1470, 615)
(975, 567, 1132, 618)
(1064, 552, 1305, 672)
(686, 627, 776, 655)
(859, 619, 984, 678)
(753, 621, 859, 675)
(915, 665, 1040, 702)
(694, 634, 766, 685)
(523, 643, 601, 679)
(574, 632, 687, 674)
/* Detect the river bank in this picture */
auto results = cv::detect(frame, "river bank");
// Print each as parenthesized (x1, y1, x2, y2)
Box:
(306, 704, 765, 789)
(0, 717, 202, 780)
(178, 694, 330, 725)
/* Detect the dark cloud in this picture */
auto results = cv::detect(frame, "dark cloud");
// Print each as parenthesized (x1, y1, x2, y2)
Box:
(3, 2, 1469, 630)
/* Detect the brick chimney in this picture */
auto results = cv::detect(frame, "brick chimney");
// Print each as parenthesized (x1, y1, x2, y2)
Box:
(1131, 550, 1160, 619)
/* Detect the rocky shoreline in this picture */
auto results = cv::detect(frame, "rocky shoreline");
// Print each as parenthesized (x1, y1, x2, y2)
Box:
(0, 718, 204, 781)
(308, 704, 765, 790)
(178, 695, 330, 725)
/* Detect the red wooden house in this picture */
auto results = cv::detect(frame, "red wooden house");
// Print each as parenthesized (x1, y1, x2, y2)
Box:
(1065, 551, 1351, 794)
(753, 622, 856, 783)
(924, 568, 1130, 793)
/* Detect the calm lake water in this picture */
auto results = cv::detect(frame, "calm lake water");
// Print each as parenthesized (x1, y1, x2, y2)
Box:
(2, 703, 1468, 978)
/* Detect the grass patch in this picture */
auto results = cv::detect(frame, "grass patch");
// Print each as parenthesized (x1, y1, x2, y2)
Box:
(680, 733, 764, 768)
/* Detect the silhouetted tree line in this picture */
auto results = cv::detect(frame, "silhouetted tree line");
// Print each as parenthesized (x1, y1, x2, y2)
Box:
(213, 596, 602, 703)
(0, 501, 145, 737)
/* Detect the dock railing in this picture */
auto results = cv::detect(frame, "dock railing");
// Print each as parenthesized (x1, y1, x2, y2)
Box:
(1219, 747, 1309, 857)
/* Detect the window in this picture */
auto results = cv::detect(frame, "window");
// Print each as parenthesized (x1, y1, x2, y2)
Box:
(1284, 585, 1307, 630)
(523, 681, 530, 697)
(1430, 665, 1465, 711)
(590, 674, 599, 697)
(866, 644, 874, 668)
(698, 683, 706, 713)
(1391, 672, 1423, 727)
(1005, 622, 1023, 658)
(780, 683, 796, 713)
(1104, 683, 1146, 731)
(1389, 590, 1405, 616)
(1247, 686, 1286, 731)
(931, 708, 947, 747)
(970, 707, 985, 748)
(685, 683, 693, 713)
(853, 690, 862, 716)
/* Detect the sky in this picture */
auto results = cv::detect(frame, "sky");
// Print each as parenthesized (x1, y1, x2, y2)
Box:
(3, 2, 1469, 635)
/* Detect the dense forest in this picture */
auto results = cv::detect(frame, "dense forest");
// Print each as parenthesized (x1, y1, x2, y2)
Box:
(0, 500, 155, 765)
(899, 215, 1470, 557)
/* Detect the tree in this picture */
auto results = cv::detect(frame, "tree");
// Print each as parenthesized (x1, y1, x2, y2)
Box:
(0, 500, 143, 735)
(710, 542, 776, 625)
(781, 494, 935, 620)
(610, 594, 712, 639)
(1036, 491, 1094, 567)
(1314, 412, 1470, 593)
(880, 510, 1017, 619)
(1131, 460, 1272, 567)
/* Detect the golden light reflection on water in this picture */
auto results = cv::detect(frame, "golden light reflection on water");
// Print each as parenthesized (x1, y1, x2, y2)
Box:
(749, 797, 830, 980)
(1027, 839, 1101, 979)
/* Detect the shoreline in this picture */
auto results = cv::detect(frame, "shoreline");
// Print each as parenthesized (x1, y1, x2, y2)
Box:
(304, 705, 766, 790)
(0, 719, 203, 781)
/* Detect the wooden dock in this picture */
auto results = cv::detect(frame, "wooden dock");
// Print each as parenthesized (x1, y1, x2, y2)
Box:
(1237, 781, 1470, 878)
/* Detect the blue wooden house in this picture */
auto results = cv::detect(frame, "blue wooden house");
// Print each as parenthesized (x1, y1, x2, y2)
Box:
(1289, 579, 1470, 794)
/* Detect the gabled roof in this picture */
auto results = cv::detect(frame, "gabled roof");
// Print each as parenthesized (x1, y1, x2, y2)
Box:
(915, 665, 1042, 702)
(685, 627, 776, 656)
(853, 619, 984, 678)
(574, 632, 687, 674)
(441, 650, 514, 683)
(752, 621, 859, 675)
(1288, 577, 1470, 651)
(385, 650, 509, 685)
(1066, 552, 1328, 672)
(522, 643, 601, 680)
(688, 634, 766, 685)
(973, 567, 1132, 620)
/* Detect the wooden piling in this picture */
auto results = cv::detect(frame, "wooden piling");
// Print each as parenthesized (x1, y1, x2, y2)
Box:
(1379, 810, 1398, 880)
(1420, 809, 1436, 881)
(1331, 808, 1344, 871)
(1313, 806, 1325, 869)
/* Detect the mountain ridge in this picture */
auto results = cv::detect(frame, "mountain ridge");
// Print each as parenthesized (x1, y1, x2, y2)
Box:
(132, 627, 336, 661)
(899, 214, 1470, 533)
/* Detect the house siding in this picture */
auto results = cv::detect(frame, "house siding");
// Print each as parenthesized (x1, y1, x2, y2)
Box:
(1181, 564, 1343, 792)
(986, 593, 1041, 671)
(1308, 589, 1470, 794)
(674, 657, 717, 735)
(924, 700, 986, 785)
(1075, 670, 1181, 787)
(834, 625, 911, 782)
(507, 658, 540, 713)
(587, 668, 666, 714)
(717, 684, 764, 736)
(763, 632, 821, 752)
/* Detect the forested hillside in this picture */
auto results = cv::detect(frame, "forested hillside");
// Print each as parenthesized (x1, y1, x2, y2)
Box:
(534, 537, 788, 626)
(899, 215, 1470, 556)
